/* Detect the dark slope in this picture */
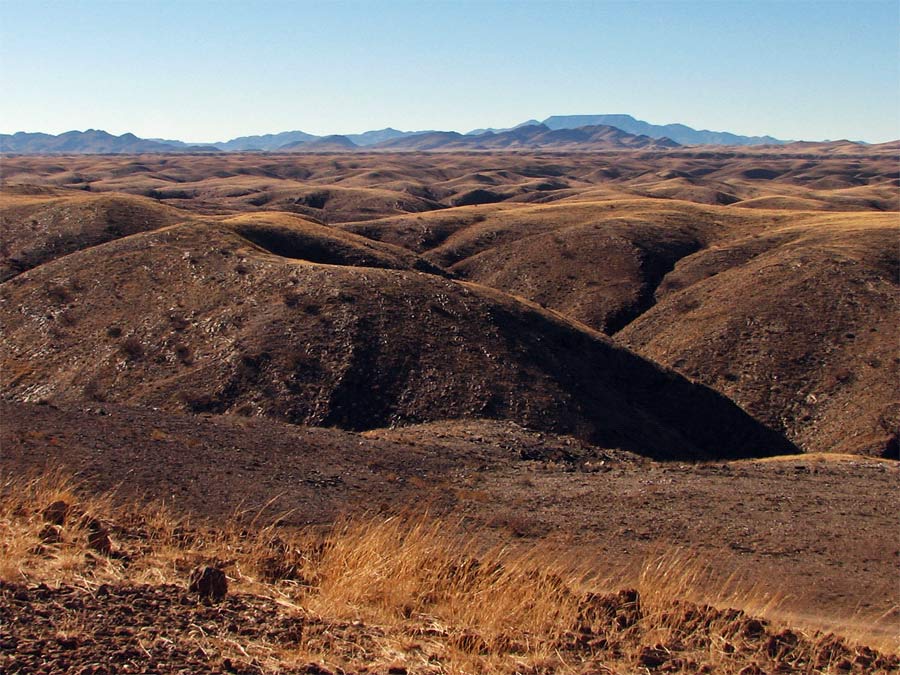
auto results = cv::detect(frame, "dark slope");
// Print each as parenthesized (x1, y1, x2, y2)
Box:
(338, 200, 899, 457)
(619, 215, 899, 456)
(343, 200, 744, 334)
(0, 190, 188, 281)
(0, 220, 795, 460)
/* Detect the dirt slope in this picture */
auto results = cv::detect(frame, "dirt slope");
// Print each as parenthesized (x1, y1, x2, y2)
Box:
(363, 200, 743, 333)
(0, 189, 187, 281)
(1, 400, 897, 634)
(342, 201, 899, 456)
(619, 214, 899, 456)
(0, 219, 794, 460)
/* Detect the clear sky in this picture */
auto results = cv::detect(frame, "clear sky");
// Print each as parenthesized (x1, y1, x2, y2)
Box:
(1, 0, 897, 143)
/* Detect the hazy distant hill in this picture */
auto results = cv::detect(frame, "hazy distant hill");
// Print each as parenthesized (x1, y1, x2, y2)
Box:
(372, 130, 467, 150)
(0, 116, 812, 154)
(0, 130, 216, 154)
(280, 135, 359, 152)
(371, 124, 678, 151)
(213, 130, 319, 152)
(541, 115, 785, 146)
(345, 128, 429, 146)
(466, 120, 542, 136)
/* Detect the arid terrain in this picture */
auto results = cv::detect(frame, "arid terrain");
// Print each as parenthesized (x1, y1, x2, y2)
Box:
(1, 147, 898, 673)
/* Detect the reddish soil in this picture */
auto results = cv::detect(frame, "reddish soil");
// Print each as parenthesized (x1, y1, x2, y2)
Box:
(4, 579, 897, 675)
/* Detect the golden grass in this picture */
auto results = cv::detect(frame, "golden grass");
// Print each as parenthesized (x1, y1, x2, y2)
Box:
(1, 469, 896, 674)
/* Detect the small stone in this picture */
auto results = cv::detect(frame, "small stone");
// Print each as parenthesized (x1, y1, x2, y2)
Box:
(39, 524, 63, 544)
(43, 500, 70, 525)
(86, 520, 112, 555)
(302, 664, 333, 675)
(188, 565, 228, 602)
(57, 636, 79, 649)
(741, 618, 767, 638)
(638, 646, 669, 668)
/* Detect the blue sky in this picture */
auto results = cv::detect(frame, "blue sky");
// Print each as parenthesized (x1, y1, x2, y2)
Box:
(1, 0, 897, 142)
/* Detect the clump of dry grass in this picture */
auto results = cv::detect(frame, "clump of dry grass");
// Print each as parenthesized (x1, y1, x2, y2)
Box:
(0, 468, 119, 583)
(1, 469, 896, 674)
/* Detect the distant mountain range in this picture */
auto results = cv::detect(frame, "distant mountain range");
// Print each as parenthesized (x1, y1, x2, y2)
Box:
(541, 115, 783, 146)
(0, 114, 794, 154)
(368, 123, 679, 151)
(0, 130, 217, 154)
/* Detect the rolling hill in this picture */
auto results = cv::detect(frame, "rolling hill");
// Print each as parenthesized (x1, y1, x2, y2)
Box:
(0, 214, 795, 460)
(1, 148, 898, 674)
(1, 150, 895, 461)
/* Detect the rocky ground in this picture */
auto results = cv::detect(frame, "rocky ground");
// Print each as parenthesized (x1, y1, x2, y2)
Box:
(2, 401, 897, 639)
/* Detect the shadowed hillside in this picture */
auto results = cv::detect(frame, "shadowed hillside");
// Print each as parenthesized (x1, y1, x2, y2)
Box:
(0, 218, 794, 460)
(342, 200, 899, 456)
(0, 188, 188, 281)
(619, 214, 899, 456)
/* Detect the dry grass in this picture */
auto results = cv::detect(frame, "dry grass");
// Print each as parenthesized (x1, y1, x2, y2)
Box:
(0, 469, 896, 674)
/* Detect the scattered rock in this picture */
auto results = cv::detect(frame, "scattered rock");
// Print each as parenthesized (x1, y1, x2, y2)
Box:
(39, 524, 63, 544)
(741, 618, 767, 638)
(765, 629, 799, 658)
(638, 645, 669, 668)
(85, 519, 112, 555)
(188, 565, 228, 602)
(42, 500, 70, 525)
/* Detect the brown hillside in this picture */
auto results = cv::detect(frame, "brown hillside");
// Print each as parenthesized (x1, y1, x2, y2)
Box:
(2, 149, 895, 216)
(1, 152, 895, 456)
(339, 200, 898, 456)
(0, 219, 794, 460)
(619, 214, 899, 456)
(399, 200, 752, 333)
(0, 189, 187, 281)
(221, 212, 447, 275)
(337, 200, 789, 333)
